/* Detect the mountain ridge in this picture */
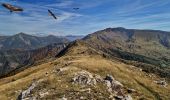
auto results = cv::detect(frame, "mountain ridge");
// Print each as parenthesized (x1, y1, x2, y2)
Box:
(0, 32, 69, 50)
(83, 27, 170, 58)
(0, 37, 169, 100)
(82, 27, 170, 78)
(0, 42, 68, 78)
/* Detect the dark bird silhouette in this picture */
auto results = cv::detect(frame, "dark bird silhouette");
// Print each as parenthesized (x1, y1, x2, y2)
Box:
(73, 8, 79, 10)
(1, 3, 23, 12)
(48, 9, 57, 20)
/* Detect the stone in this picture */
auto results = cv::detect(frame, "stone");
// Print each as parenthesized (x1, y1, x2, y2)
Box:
(56, 67, 69, 73)
(80, 96, 84, 99)
(104, 75, 123, 93)
(105, 80, 112, 92)
(103, 75, 133, 100)
(60, 95, 67, 100)
(154, 79, 168, 87)
(104, 74, 114, 83)
(17, 79, 44, 100)
(125, 95, 133, 100)
(39, 91, 49, 98)
(114, 94, 133, 100)
(114, 95, 124, 99)
(94, 74, 103, 82)
(127, 88, 136, 93)
(72, 71, 96, 85)
(80, 88, 91, 93)
(17, 82, 37, 100)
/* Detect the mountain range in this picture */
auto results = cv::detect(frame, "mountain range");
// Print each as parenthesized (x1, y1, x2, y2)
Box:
(83, 27, 170, 78)
(0, 28, 169, 100)
(0, 33, 68, 50)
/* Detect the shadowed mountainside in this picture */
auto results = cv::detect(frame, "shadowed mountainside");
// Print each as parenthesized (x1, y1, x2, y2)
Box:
(0, 33, 68, 50)
(0, 43, 68, 78)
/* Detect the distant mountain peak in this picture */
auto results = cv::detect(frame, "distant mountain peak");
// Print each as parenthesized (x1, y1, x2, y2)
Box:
(104, 27, 127, 32)
(46, 34, 58, 38)
(0, 33, 69, 50)
(16, 32, 28, 36)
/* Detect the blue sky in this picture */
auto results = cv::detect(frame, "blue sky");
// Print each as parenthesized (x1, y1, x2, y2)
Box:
(0, 0, 170, 36)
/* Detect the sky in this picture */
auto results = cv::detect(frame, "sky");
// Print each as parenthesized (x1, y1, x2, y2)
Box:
(0, 0, 170, 36)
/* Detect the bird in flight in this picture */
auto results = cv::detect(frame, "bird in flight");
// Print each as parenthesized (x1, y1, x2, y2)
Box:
(1, 3, 23, 12)
(48, 9, 57, 20)
(73, 8, 79, 10)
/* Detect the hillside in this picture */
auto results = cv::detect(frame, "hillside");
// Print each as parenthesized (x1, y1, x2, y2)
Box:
(0, 33, 68, 50)
(0, 43, 68, 77)
(0, 40, 169, 100)
(83, 27, 170, 59)
(83, 27, 170, 78)
(0, 28, 169, 100)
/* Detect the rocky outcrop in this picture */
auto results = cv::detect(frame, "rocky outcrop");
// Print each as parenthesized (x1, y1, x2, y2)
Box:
(104, 75, 133, 100)
(154, 79, 168, 87)
(17, 81, 37, 100)
(72, 71, 97, 85)
(72, 71, 133, 100)
(17, 79, 43, 100)
(104, 74, 123, 92)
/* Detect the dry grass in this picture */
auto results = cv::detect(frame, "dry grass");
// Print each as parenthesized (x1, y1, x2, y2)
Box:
(0, 43, 169, 100)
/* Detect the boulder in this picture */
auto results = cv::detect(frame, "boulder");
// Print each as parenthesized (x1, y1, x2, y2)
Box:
(114, 94, 133, 100)
(154, 79, 168, 87)
(104, 75, 123, 93)
(72, 71, 96, 85)
(17, 82, 37, 100)
(94, 74, 103, 83)
(104, 74, 114, 83)
(39, 91, 49, 98)
(59, 96, 67, 100)
(104, 75, 133, 100)
(56, 67, 69, 73)
(127, 88, 136, 93)
(17, 79, 44, 100)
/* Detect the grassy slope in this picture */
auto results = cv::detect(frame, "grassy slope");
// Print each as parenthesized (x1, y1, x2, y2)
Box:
(0, 41, 169, 100)
(83, 29, 170, 78)
(83, 28, 170, 60)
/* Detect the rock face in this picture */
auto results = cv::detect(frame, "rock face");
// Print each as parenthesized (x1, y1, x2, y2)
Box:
(72, 71, 97, 85)
(17, 70, 133, 100)
(104, 74, 123, 93)
(17, 82, 37, 100)
(104, 75, 133, 100)
(72, 71, 133, 100)
(17, 79, 44, 100)
(154, 79, 168, 87)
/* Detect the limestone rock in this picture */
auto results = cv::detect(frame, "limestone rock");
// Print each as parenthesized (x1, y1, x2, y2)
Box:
(104, 75, 123, 93)
(154, 79, 168, 87)
(17, 82, 37, 100)
(72, 71, 96, 85)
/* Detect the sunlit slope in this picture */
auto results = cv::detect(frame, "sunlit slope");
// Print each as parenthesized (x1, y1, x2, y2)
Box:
(0, 41, 169, 100)
(83, 27, 170, 60)
(83, 27, 170, 78)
